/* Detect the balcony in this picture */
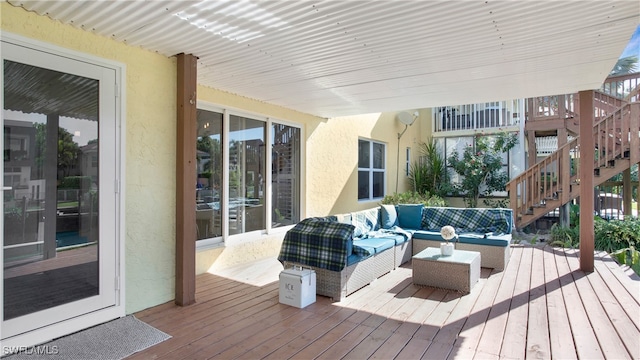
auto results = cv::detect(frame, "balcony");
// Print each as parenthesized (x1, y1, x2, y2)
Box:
(433, 101, 523, 134)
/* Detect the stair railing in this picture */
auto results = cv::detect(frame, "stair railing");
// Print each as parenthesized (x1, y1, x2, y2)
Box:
(601, 72, 640, 102)
(508, 101, 640, 228)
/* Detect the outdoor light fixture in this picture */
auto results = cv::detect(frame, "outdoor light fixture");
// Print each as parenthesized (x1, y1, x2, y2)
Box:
(395, 111, 419, 193)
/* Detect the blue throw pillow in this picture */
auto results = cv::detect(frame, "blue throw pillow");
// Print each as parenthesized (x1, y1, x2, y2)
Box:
(396, 204, 423, 229)
(380, 205, 398, 229)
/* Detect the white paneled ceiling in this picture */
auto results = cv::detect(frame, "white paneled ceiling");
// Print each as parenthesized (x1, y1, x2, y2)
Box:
(7, 0, 640, 118)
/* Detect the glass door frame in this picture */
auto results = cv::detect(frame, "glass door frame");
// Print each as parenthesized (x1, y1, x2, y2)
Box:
(1, 32, 125, 348)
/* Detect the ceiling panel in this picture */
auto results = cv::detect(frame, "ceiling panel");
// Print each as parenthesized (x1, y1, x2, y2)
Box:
(8, 0, 639, 118)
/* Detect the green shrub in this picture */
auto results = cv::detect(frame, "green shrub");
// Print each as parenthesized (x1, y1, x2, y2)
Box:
(381, 191, 447, 207)
(408, 139, 446, 197)
(594, 218, 639, 253)
(550, 216, 640, 275)
(548, 223, 580, 248)
(611, 247, 640, 274)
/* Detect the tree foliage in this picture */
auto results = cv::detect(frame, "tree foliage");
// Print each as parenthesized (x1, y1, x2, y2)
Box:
(609, 55, 638, 76)
(34, 123, 81, 179)
(447, 132, 518, 208)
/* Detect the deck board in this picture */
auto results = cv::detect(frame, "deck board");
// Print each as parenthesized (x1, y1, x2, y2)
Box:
(543, 246, 577, 360)
(585, 253, 640, 359)
(555, 249, 604, 359)
(500, 246, 533, 360)
(564, 250, 634, 360)
(131, 245, 639, 360)
(526, 245, 551, 359)
(474, 246, 523, 358)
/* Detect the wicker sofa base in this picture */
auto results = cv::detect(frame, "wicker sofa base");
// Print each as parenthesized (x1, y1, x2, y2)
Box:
(284, 248, 395, 301)
(394, 238, 412, 268)
(412, 239, 510, 271)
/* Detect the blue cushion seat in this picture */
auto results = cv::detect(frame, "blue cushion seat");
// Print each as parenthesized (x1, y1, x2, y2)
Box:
(412, 230, 511, 247)
(353, 237, 396, 254)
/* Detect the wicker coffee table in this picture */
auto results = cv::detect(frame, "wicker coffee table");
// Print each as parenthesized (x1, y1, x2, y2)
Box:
(412, 247, 480, 293)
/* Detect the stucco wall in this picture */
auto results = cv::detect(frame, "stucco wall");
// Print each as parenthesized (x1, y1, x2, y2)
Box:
(306, 110, 425, 216)
(1, 3, 177, 313)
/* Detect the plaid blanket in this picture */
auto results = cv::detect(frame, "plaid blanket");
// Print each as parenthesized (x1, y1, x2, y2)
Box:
(421, 207, 513, 234)
(278, 217, 355, 272)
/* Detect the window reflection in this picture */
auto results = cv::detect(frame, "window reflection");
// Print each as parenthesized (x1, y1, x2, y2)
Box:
(196, 110, 223, 240)
(229, 115, 265, 234)
(271, 124, 300, 228)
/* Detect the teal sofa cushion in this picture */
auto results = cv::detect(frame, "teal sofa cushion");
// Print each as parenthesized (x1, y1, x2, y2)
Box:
(396, 204, 423, 229)
(380, 205, 398, 229)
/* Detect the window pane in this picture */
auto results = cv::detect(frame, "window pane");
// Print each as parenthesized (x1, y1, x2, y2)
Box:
(358, 140, 369, 168)
(445, 137, 473, 186)
(445, 136, 473, 162)
(272, 123, 300, 228)
(3, 60, 99, 319)
(483, 135, 509, 164)
(229, 115, 265, 234)
(372, 142, 385, 169)
(358, 171, 369, 200)
(372, 172, 384, 198)
(196, 109, 223, 240)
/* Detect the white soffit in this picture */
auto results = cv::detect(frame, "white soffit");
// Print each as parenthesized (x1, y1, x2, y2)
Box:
(8, 0, 640, 118)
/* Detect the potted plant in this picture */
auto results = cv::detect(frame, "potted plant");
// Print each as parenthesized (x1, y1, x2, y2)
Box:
(440, 225, 457, 256)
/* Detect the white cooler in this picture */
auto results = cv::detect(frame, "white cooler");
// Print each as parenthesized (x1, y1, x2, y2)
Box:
(279, 267, 316, 308)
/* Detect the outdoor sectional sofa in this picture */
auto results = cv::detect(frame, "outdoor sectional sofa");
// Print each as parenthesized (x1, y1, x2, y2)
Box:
(278, 205, 514, 301)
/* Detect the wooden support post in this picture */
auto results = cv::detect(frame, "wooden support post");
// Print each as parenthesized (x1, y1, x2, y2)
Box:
(578, 90, 594, 272)
(557, 127, 571, 227)
(175, 53, 197, 306)
(623, 168, 631, 218)
(527, 130, 537, 168)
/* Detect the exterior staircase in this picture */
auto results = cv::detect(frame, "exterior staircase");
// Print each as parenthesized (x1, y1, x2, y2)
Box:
(507, 73, 640, 229)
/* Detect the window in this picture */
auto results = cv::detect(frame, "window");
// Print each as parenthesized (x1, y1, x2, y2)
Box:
(406, 147, 411, 177)
(195, 107, 302, 241)
(272, 123, 300, 228)
(358, 139, 386, 201)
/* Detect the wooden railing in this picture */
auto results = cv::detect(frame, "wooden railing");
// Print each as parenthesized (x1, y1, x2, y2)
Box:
(527, 94, 576, 121)
(601, 72, 640, 102)
(508, 101, 640, 228)
(596, 180, 639, 220)
(526, 73, 640, 123)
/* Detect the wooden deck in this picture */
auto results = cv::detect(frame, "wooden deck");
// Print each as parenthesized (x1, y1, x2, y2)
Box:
(131, 245, 640, 359)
